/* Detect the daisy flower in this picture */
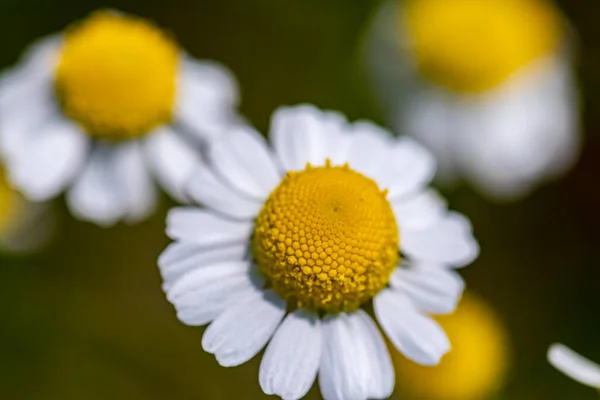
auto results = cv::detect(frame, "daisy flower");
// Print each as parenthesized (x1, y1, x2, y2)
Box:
(548, 344, 600, 391)
(393, 293, 510, 400)
(159, 104, 479, 399)
(364, 0, 580, 199)
(0, 10, 239, 226)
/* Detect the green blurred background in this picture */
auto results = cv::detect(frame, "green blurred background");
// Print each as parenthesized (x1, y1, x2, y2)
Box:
(0, 0, 599, 398)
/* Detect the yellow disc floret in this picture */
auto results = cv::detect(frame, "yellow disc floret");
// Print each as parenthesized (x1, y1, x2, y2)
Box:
(401, 0, 562, 93)
(253, 161, 399, 313)
(55, 11, 179, 139)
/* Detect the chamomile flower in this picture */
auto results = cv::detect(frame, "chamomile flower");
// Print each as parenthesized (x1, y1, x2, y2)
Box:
(365, 0, 580, 199)
(0, 10, 239, 226)
(548, 344, 600, 390)
(393, 294, 510, 400)
(159, 104, 479, 400)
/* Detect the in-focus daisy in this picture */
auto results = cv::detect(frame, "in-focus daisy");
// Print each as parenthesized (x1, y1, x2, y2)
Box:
(159, 104, 479, 399)
(0, 10, 239, 225)
(393, 293, 510, 400)
(364, 0, 580, 199)
(548, 344, 600, 391)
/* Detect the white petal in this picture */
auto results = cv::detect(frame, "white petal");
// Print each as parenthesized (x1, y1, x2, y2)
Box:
(185, 162, 263, 220)
(319, 310, 394, 400)
(402, 211, 479, 267)
(374, 289, 450, 366)
(166, 207, 252, 244)
(209, 125, 281, 200)
(346, 121, 392, 181)
(380, 137, 436, 200)
(115, 142, 158, 223)
(8, 116, 89, 201)
(66, 145, 125, 226)
(144, 126, 201, 202)
(176, 58, 240, 140)
(260, 309, 322, 400)
(271, 104, 349, 171)
(7, 35, 61, 81)
(166, 261, 262, 326)
(389, 262, 464, 314)
(350, 310, 395, 399)
(548, 344, 600, 388)
(159, 241, 247, 291)
(392, 189, 447, 231)
(0, 36, 62, 159)
(202, 289, 286, 367)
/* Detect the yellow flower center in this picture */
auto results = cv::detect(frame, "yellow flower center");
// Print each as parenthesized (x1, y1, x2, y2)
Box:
(401, 0, 562, 93)
(252, 161, 399, 313)
(55, 11, 179, 139)
(0, 172, 23, 235)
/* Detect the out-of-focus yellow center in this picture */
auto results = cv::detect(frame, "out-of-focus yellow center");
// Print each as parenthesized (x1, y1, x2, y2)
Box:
(392, 294, 510, 400)
(252, 161, 399, 312)
(401, 0, 562, 93)
(55, 11, 179, 139)
(0, 172, 22, 235)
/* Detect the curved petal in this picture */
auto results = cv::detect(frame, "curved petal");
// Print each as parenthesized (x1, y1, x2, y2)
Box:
(166, 207, 252, 245)
(402, 211, 479, 267)
(8, 116, 89, 201)
(374, 289, 450, 366)
(379, 137, 436, 200)
(66, 144, 124, 226)
(116, 142, 158, 223)
(389, 262, 464, 315)
(392, 189, 447, 231)
(319, 310, 394, 400)
(0, 36, 62, 159)
(144, 126, 201, 203)
(271, 104, 349, 171)
(548, 344, 600, 388)
(159, 241, 247, 291)
(260, 309, 322, 400)
(202, 289, 286, 367)
(166, 261, 262, 326)
(210, 125, 281, 200)
(176, 58, 240, 140)
(185, 161, 263, 220)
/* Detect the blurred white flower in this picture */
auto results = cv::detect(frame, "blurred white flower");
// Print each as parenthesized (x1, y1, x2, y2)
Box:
(365, 0, 580, 200)
(0, 10, 240, 226)
(159, 104, 479, 400)
(548, 344, 600, 390)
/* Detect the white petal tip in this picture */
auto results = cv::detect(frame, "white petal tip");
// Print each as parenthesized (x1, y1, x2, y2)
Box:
(548, 344, 600, 388)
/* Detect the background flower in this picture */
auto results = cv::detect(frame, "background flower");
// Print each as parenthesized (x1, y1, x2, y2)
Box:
(0, 10, 240, 226)
(364, 0, 581, 200)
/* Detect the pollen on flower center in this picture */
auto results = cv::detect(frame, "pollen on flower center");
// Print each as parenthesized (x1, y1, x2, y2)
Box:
(252, 161, 400, 313)
(55, 11, 179, 139)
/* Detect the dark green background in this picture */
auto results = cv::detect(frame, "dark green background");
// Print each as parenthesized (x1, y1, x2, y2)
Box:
(1, 0, 599, 398)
